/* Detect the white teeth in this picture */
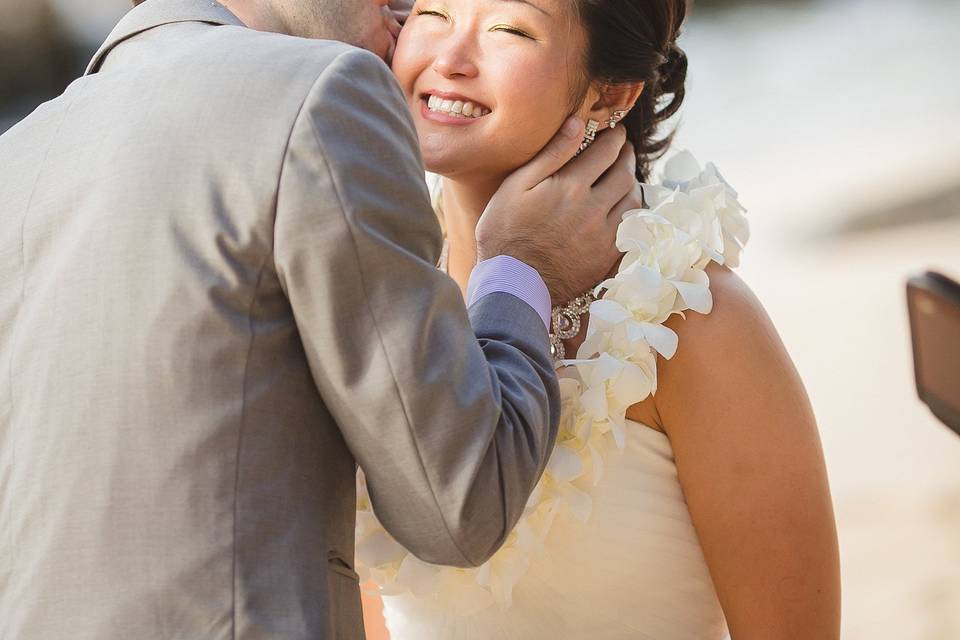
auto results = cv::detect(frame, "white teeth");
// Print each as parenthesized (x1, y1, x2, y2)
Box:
(426, 95, 489, 118)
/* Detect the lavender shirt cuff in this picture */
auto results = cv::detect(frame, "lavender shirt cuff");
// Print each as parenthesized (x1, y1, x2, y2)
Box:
(466, 255, 552, 330)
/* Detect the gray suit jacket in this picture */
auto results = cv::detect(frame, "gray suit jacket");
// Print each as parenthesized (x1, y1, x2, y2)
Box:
(0, 1, 560, 637)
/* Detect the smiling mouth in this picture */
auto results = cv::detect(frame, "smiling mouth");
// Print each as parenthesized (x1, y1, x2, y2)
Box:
(423, 94, 491, 119)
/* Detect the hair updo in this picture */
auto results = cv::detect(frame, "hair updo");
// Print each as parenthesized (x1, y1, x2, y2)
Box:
(572, 0, 688, 182)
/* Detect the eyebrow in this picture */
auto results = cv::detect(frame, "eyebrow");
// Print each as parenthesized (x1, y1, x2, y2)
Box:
(497, 0, 552, 17)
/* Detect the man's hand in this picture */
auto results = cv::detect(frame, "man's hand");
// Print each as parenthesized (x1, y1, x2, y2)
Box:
(477, 117, 637, 305)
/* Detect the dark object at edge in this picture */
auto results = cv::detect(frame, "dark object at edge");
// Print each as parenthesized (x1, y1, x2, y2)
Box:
(907, 271, 960, 438)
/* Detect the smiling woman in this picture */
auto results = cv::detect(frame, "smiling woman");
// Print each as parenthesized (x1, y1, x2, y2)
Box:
(391, 0, 588, 186)
(358, 0, 841, 638)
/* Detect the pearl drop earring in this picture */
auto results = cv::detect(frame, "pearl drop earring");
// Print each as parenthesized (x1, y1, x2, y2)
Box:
(606, 109, 628, 129)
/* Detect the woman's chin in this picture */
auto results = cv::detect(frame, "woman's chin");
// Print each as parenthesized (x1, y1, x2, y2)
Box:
(420, 153, 470, 179)
(419, 138, 520, 182)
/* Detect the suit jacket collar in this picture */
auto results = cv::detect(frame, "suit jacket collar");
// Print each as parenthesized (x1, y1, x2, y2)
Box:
(85, 0, 246, 75)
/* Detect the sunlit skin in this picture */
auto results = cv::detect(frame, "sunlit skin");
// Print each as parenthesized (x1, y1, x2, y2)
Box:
(393, 0, 583, 185)
(363, 0, 841, 637)
(391, 0, 640, 291)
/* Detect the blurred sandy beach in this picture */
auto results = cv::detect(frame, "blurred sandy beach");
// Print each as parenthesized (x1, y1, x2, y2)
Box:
(749, 214, 960, 639)
(670, 1, 960, 636)
(3, 0, 960, 636)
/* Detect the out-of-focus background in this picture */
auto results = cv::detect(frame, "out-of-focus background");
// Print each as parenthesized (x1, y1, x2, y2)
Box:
(3, 0, 959, 636)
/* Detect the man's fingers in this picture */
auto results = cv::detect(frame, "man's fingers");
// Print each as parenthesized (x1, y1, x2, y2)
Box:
(602, 188, 641, 249)
(557, 125, 627, 187)
(591, 140, 637, 218)
(597, 221, 624, 280)
(509, 116, 584, 190)
(609, 178, 645, 224)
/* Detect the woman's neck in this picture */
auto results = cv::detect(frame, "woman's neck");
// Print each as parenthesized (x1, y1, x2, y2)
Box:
(440, 175, 504, 297)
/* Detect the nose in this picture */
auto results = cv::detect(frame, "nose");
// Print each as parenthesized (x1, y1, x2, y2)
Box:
(432, 30, 480, 79)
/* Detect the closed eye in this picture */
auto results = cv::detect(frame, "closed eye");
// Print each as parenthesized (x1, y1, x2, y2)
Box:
(491, 24, 536, 40)
(416, 9, 449, 19)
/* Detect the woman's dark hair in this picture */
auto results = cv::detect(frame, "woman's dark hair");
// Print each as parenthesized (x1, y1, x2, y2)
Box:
(572, 0, 688, 182)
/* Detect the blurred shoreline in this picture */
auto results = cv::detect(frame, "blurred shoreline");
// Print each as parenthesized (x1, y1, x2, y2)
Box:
(828, 183, 960, 238)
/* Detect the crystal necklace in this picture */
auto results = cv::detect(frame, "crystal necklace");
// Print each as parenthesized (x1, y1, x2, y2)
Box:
(438, 239, 594, 362)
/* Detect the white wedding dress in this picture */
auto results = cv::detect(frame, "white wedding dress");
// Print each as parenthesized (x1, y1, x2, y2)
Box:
(380, 420, 728, 639)
(356, 153, 749, 640)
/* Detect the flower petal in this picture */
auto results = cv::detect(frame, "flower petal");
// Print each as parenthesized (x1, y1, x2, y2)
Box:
(546, 443, 585, 483)
(673, 271, 713, 314)
(396, 554, 442, 596)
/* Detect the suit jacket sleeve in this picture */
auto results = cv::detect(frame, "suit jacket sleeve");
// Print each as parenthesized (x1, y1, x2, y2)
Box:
(273, 48, 560, 568)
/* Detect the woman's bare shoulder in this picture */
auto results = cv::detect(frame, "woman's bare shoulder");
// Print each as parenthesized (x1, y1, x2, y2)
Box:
(674, 262, 769, 340)
(649, 261, 806, 433)
(650, 268, 840, 639)
(669, 262, 781, 365)
(627, 262, 781, 430)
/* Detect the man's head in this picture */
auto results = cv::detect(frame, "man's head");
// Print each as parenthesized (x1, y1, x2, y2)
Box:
(132, 0, 400, 62)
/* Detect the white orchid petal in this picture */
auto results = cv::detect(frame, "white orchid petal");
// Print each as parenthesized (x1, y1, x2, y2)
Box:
(673, 276, 713, 314)
(576, 332, 606, 359)
(356, 530, 408, 569)
(488, 548, 530, 607)
(579, 384, 608, 420)
(396, 554, 442, 596)
(640, 321, 679, 359)
(524, 478, 545, 509)
(515, 518, 545, 555)
(592, 352, 625, 382)
(610, 362, 655, 407)
(546, 443, 585, 483)
(589, 299, 632, 327)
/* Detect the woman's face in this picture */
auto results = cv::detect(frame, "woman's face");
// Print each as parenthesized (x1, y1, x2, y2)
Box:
(391, 0, 589, 181)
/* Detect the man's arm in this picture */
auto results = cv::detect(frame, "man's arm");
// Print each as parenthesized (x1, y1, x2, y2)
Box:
(274, 48, 559, 567)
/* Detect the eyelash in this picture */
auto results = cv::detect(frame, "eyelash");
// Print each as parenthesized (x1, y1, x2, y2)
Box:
(416, 9, 448, 19)
(415, 10, 535, 40)
(492, 25, 534, 39)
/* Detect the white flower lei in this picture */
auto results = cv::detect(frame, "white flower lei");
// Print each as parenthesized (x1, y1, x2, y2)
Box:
(355, 151, 750, 615)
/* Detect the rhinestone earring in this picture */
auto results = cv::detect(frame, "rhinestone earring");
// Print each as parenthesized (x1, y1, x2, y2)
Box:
(576, 119, 601, 155)
(606, 109, 628, 129)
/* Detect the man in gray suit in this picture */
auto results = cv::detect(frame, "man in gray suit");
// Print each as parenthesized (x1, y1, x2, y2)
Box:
(0, 0, 635, 637)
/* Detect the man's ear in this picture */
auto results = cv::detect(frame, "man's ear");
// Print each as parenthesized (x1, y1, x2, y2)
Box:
(585, 82, 645, 127)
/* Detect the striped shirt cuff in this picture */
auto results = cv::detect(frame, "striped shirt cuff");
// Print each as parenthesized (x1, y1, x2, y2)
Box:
(466, 255, 551, 330)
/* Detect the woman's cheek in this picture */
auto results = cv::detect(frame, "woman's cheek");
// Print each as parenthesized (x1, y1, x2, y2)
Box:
(390, 29, 427, 89)
(505, 79, 571, 150)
